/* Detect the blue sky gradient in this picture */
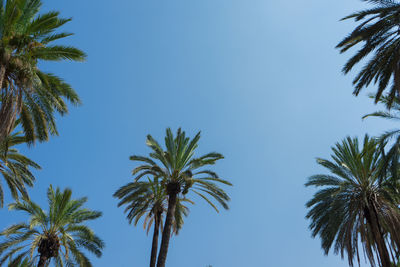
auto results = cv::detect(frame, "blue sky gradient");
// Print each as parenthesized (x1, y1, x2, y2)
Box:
(0, 0, 397, 266)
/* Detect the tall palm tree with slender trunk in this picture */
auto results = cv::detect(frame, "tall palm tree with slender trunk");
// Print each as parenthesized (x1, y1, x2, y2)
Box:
(114, 177, 191, 267)
(0, 0, 85, 143)
(130, 128, 232, 267)
(0, 120, 40, 207)
(305, 135, 400, 267)
(336, 0, 400, 107)
(0, 185, 104, 266)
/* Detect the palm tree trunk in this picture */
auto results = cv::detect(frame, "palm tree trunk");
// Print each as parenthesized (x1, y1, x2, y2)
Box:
(156, 193, 178, 267)
(0, 94, 18, 143)
(0, 61, 21, 144)
(150, 213, 161, 267)
(365, 206, 392, 267)
(37, 254, 48, 267)
(0, 64, 10, 143)
(0, 59, 18, 143)
(0, 64, 6, 91)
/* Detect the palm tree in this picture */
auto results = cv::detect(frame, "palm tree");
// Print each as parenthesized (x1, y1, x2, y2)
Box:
(305, 135, 400, 267)
(114, 177, 191, 267)
(0, 120, 40, 207)
(336, 0, 400, 107)
(0, 185, 104, 267)
(130, 128, 232, 267)
(0, 0, 85, 143)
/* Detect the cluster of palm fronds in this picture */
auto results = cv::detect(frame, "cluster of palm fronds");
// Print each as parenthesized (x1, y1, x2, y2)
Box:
(306, 1, 400, 267)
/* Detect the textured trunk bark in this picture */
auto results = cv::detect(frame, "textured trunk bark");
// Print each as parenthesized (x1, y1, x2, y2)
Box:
(150, 213, 161, 267)
(0, 95, 18, 143)
(365, 206, 391, 267)
(156, 193, 177, 267)
(0, 62, 21, 144)
(0, 64, 10, 143)
(37, 254, 48, 267)
(0, 64, 6, 91)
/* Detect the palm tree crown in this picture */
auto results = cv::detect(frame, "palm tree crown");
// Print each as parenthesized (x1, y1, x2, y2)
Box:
(0, 185, 104, 267)
(131, 128, 231, 211)
(0, 120, 40, 207)
(0, 0, 85, 143)
(306, 135, 400, 267)
(337, 0, 400, 107)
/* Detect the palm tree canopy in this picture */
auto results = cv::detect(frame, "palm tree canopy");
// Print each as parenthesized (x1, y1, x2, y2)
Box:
(336, 0, 400, 107)
(114, 177, 191, 234)
(0, 185, 104, 267)
(0, 0, 85, 143)
(305, 135, 400, 267)
(130, 128, 232, 213)
(0, 120, 40, 207)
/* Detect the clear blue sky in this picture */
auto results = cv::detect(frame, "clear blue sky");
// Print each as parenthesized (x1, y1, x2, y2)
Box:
(1, 0, 397, 266)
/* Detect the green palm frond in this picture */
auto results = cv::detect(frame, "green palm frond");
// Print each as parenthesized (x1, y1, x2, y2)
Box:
(337, 1, 400, 107)
(0, 185, 104, 267)
(7, 256, 34, 267)
(306, 135, 400, 267)
(0, 120, 40, 208)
